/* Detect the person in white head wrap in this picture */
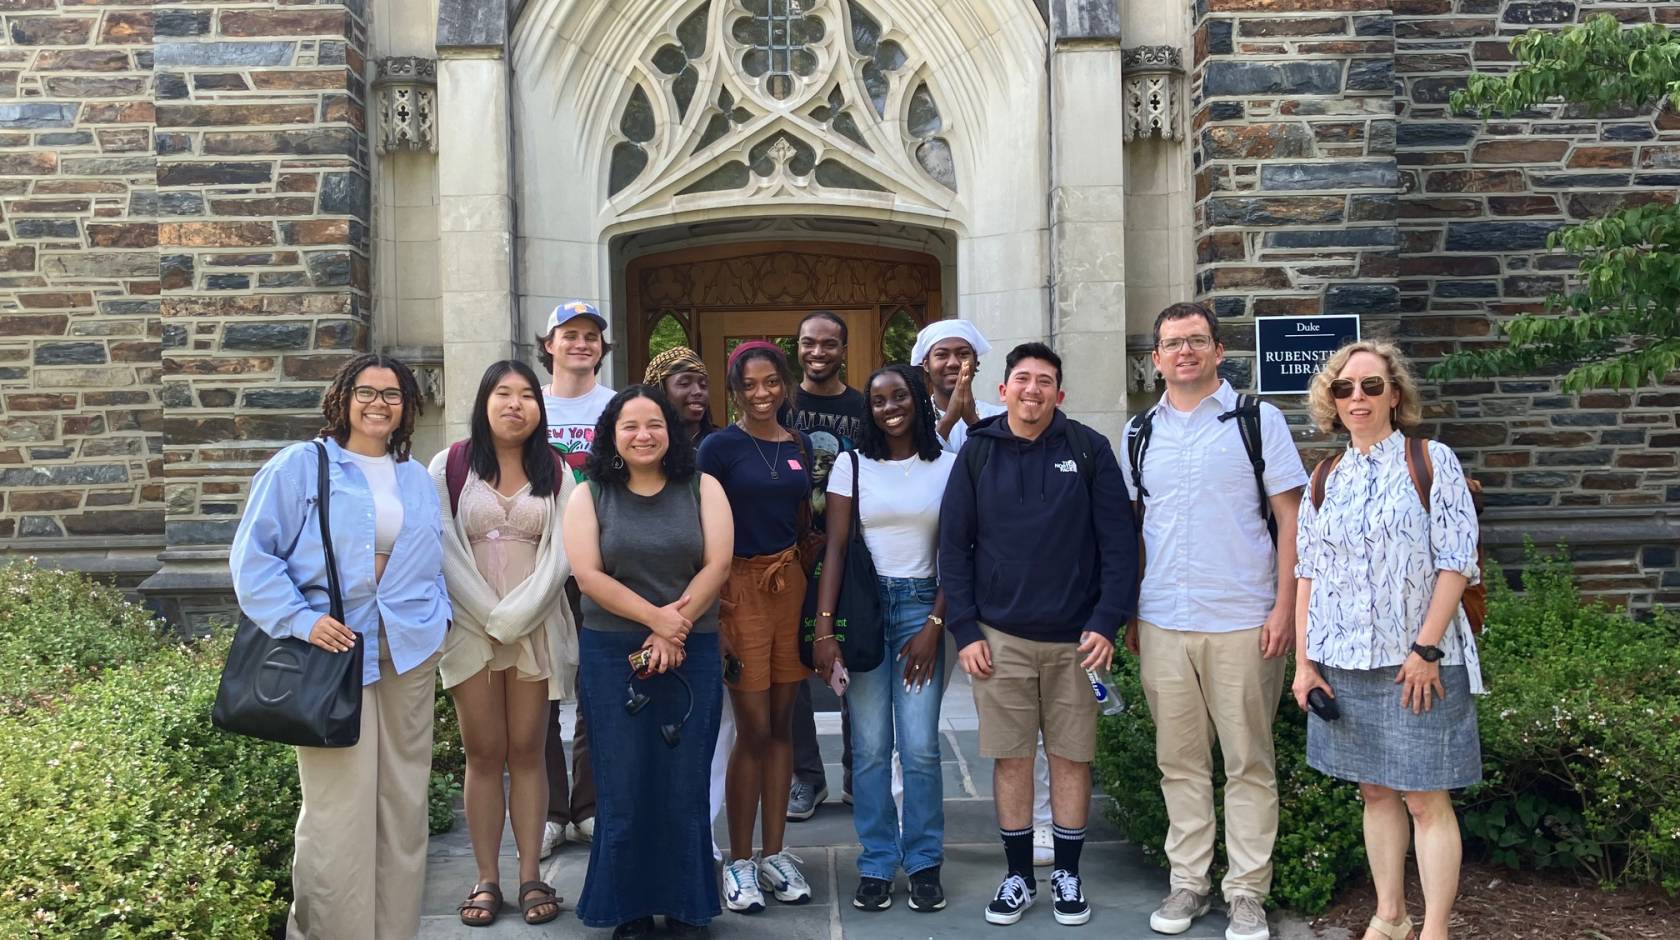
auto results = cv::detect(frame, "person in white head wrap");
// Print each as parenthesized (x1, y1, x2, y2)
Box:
(911, 319, 1005, 453)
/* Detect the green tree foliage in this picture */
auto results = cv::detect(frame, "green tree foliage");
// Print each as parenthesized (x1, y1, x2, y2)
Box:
(1435, 16, 1680, 391)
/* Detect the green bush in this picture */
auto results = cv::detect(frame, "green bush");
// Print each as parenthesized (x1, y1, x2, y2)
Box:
(1462, 545, 1680, 892)
(1093, 655, 1365, 913)
(0, 560, 169, 714)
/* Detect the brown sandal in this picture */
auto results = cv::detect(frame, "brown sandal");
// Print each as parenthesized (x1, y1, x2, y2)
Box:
(457, 882, 502, 927)
(1365, 914, 1416, 940)
(519, 880, 562, 925)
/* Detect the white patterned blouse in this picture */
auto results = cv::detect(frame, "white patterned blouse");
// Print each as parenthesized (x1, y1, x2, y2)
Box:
(1295, 430, 1485, 694)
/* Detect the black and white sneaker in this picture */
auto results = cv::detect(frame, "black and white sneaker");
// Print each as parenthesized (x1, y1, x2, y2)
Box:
(853, 877, 892, 911)
(907, 866, 946, 912)
(1050, 868, 1090, 926)
(985, 873, 1036, 925)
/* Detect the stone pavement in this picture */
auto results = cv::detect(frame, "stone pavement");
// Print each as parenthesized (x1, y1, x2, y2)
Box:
(419, 674, 1328, 939)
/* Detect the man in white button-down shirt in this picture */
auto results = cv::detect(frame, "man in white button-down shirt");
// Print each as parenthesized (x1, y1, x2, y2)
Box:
(1122, 303, 1308, 940)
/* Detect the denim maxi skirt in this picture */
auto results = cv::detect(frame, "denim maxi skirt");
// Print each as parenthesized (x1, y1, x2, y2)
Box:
(576, 628, 723, 928)
(1306, 663, 1481, 792)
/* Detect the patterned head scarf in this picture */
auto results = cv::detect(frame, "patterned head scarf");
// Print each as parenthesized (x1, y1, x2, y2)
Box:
(644, 345, 707, 385)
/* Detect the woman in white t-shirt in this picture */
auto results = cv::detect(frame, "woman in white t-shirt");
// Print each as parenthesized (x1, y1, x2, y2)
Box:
(811, 364, 956, 915)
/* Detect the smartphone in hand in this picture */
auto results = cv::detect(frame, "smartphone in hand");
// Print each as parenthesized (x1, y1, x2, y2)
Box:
(828, 663, 850, 697)
(723, 654, 744, 686)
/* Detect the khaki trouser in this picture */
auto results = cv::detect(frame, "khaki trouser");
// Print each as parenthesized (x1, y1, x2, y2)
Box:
(1138, 620, 1285, 903)
(287, 635, 442, 940)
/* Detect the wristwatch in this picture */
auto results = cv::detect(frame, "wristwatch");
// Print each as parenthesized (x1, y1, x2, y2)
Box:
(1411, 642, 1444, 662)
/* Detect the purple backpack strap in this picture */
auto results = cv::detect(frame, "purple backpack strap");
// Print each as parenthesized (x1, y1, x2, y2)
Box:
(445, 439, 470, 516)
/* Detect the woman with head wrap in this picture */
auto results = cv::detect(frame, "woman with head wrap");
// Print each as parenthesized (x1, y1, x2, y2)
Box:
(645, 346, 716, 450)
(910, 320, 1003, 454)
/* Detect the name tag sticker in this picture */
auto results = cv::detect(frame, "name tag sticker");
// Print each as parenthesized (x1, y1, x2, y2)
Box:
(787, 459, 803, 471)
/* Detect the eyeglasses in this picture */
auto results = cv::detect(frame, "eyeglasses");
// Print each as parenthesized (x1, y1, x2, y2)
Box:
(1330, 376, 1390, 399)
(1158, 335, 1213, 353)
(352, 385, 405, 405)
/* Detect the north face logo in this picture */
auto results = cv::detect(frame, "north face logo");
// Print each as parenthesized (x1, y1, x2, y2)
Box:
(1055, 459, 1078, 473)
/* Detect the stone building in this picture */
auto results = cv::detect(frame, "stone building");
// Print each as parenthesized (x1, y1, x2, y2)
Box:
(0, 0, 1675, 622)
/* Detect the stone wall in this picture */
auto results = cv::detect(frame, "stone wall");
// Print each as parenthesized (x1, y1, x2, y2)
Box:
(0, 0, 162, 572)
(1190, 0, 1680, 608)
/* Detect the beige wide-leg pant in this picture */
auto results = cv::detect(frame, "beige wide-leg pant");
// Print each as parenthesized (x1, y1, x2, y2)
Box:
(287, 636, 442, 940)
(1138, 620, 1285, 903)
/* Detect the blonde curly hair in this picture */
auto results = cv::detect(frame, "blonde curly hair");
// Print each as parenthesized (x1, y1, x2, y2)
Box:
(1307, 339, 1422, 434)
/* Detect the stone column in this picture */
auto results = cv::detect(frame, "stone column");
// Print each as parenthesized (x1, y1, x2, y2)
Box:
(435, 0, 516, 444)
(1048, 0, 1130, 443)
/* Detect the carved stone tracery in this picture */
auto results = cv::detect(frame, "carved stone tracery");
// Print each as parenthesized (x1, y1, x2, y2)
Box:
(1121, 45, 1182, 142)
(374, 57, 438, 153)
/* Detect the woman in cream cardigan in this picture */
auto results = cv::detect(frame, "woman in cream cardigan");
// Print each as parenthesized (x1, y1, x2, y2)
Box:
(428, 360, 576, 927)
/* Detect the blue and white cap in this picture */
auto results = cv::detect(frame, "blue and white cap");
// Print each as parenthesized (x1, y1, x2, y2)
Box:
(544, 300, 607, 334)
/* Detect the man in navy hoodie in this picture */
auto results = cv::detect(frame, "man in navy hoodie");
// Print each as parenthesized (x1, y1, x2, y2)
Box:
(939, 342, 1139, 928)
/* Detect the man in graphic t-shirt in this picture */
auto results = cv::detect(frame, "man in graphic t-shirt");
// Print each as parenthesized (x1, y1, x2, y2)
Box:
(787, 310, 867, 822)
(535, 300, 616, 858)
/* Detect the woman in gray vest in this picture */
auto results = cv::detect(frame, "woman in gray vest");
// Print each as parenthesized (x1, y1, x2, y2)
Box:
(563, 385, 734, 940)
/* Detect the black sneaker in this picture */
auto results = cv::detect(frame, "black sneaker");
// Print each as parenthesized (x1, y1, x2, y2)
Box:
(666, 917, 710, 938)
(1050, 868, 1090, 926)
(853, 877, 893, 911)
(908, 866, 946, 912)
(985, 873, 1036, 925)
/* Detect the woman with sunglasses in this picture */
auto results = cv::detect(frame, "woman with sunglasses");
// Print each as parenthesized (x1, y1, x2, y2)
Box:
(810, 364, 956, 914)
(564, 386, 733, 939)
(1292, 340, 1482, 940)
(229, 354, 449, 939)
(428, 360, 572, 927)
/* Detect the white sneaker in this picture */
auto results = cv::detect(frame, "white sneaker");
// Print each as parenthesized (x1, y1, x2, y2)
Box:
(1032, 825, 1054, 867)
(723, 858, 765, 913)
(569, 817, 594, 844)
(757, 850, 813, 904)
(1150, 888, 1211, 934)
(540, 820, 566, 859)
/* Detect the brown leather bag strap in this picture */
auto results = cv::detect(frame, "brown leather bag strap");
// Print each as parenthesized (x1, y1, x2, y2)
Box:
(1309, 452, 1343, 511)
(1404, 436, 1434, 512)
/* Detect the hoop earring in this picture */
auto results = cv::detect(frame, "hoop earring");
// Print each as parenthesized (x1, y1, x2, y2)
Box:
(611, 454, 625, 470)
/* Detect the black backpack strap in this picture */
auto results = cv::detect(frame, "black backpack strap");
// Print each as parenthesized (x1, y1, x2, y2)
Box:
(1124, 408, 1154, 528)
(1218, 394, 1276, 543)
(962, 434, 994, 488)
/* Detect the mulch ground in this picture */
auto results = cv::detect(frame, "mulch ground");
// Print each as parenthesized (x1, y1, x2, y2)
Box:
(1312, 858, 1679, 939)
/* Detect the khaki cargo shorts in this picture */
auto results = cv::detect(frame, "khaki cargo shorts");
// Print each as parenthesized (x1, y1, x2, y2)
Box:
(970, 623, 1097, 763)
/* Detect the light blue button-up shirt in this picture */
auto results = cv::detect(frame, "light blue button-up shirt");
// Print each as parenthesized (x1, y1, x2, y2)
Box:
(230, 437, 451, 685)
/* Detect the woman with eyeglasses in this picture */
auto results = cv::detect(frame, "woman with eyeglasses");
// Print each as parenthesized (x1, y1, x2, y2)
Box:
(229, 354, 450, 939)
(1292, 340, 1482, 940)
(428, 360, 573, 927)
(563, 386, 733, 939)
(810, 364, 956, 914)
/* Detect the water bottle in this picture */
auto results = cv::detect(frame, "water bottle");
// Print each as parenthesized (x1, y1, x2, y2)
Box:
(1086, 668, 1124, 716)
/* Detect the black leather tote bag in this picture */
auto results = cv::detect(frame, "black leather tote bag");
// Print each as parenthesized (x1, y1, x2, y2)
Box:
(800, 451, 885, 673)
(212, 440, 364, 748)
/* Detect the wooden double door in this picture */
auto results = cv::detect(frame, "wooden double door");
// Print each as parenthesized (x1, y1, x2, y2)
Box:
(625, 241, 942, 421)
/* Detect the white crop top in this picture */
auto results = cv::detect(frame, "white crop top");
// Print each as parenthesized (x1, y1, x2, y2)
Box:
(346, 450, 404, 555)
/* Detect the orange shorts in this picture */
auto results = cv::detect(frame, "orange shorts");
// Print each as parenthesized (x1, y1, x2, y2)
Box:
(718, 547, 808, 693)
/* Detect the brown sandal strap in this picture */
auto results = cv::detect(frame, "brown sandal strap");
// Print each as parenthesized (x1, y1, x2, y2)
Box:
(519, 880, 562, 924)
(457, 882, 502, 926)
(1366, 914, 1415, 940)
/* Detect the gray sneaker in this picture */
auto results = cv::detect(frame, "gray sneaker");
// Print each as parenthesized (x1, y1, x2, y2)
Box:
(1225, 895, 1270, 940)
(1149, 888, 1210, 935)
(786, 779, 827, 821)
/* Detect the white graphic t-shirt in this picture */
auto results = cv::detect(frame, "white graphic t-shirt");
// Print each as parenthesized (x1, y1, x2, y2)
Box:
(544, 383, 618, 482)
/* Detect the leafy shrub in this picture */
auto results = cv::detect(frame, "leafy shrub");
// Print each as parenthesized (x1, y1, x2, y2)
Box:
(0, 640, 296, 937)
(431, 682, 464, 835)
(1462, 545, 1680, 891)
(1093, 654, 1365, 913)
(0, 560, 169, 714)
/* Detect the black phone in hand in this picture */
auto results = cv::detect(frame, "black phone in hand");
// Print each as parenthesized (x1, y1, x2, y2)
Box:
(1308, 687, 1340, 721)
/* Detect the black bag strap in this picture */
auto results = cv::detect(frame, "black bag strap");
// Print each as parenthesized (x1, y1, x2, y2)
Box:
(963, 421, 1098, 499)
(1125, 407, 1156, 529)
(312, 440, 345, 622)
(850, 450, 863, 531)
(1217, 394, 1276, 544)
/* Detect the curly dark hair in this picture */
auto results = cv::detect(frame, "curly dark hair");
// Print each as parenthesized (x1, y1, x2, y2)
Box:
(856, 364, 942, 462)
(319, 353, 422, 461)
(726, 343, 797, 428)
(584, 385, 696, 487)
(467, 360, 558, 499)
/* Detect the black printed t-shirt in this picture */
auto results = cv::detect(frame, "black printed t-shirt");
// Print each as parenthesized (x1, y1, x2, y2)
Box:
(794, 386, 868, 530)
(697, 425, 815, 558)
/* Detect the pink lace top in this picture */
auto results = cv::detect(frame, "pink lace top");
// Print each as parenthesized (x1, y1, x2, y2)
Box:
(460, 478, 549, 599)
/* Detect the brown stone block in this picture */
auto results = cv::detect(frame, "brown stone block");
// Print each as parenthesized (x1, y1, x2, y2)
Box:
(109, 340, 157, 362)
(1400, 254, 1499, 276)
(283, 353, 353, 381)
(61, 413, 104, 435)
(1393, 0, 1452, 12)
(85, 222, 158, 248)
(33, 180, 122, 194)
(0, 0, 56, 10)
(1567, 146, 1633, 169)
(162, 356, 276, 376)
(1253, 295, 1322, 315)
(277, 173, 318, 193)
(5, 393, 78, 411)
(0, 152, 57, 175)
(193, 74, 250, 92)
(78, 101, 154, 124)
(85, 490, 136, 508)
(9, 491, 79, 512)
(0, 246, 37, 272)
(249, 69, 350, 91)
(159, 221, 275, 248)
(1565, 190, 1675, 219)
(219, 9, 349, 38)
(16, 292, 90, 309)
(1204, 123, 1317, 159)
(1581, 472, 1639, 491)
(320, 95, 363, 130)
(1399, 198, 1482, 219)
(7, 198, 88, 213)
(1210, 266, 1293, 289)
(313, 319, 367, 350)
(1425, 169, 1525, 192)
(1238, 15, 1348, 35)
(1619, 453, 1675, 469)
(60, 509, 163, 536)
(1298, 39, 1392, 54)
(1238, 42, 1291, 54)
(84, 390, 150, 406)
(202, 127, 356, 157)
(99, 11, 151, 43)
(280, 219, 349, 246)
(98, 128, 151, 153)
(1481, 451, 1530, 468)
(1197, 231, 1247, 264)
(7, 15, 95, 44)
(155, 103, 316, 128)
(1472, 41, 1517, 63)
(1438, 423, 1506, 447)
(161, 295, 266, 319)
(1470, 139, 1567, 164)
(0, 313, 69, 336)
(31, 49, 126, 71)
(1400, 316, 1490, 338)
(1395, 17, 1493, 38)
(1512, 430, 1592, 447)
(1658, 5, 1680, 24)
(1395, 53, 1471, 72)
(1487, 195, 1560, 216)
(1212, 0, 1387, 10)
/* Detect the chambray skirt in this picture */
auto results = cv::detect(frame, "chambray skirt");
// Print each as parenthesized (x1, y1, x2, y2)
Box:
(1306, 664, 1482, 792)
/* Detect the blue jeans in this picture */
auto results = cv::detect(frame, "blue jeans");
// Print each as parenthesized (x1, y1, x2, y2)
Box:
(847, 576, 945, 880)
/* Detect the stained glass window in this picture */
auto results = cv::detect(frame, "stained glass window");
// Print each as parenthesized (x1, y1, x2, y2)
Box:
(734, 0, 825, 98)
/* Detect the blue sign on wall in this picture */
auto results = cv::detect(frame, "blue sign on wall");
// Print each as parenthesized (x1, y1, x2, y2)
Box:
(1254, 315, 1361, 395)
